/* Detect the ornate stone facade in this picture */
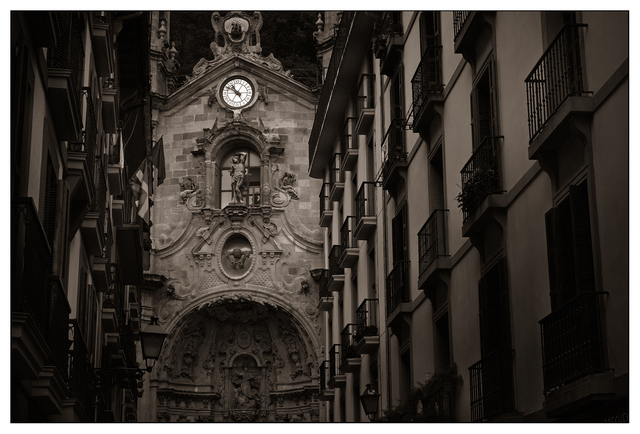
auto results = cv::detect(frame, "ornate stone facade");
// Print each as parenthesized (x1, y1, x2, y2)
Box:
(144, 11, 323, 422)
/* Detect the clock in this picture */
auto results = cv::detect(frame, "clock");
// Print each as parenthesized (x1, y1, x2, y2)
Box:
(221, 76, 254, 108)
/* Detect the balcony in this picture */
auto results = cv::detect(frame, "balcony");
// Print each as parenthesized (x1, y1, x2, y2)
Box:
(355, 74, 375, 135)
(317, 269, 333, 312)
(458, 136, 504, 227)
(339, 216, 358, 268)
(102, 77, 119, 134)
(340, 324, 361, 373)
(354, 182, 377, 240)
(373, 12, 403, 76)
(327, 344, 346, 388)
(380, 118, 407, 193)
(92, 12, 115, 77)
(525, 24, 591, 162)
(355, 298, 379, 354)
(411, 45, 444, 136)
(340, 118, 358, 172)
(92, 256, 111, 293)
(468, 349, 516, 422)
(386, 260, 411, 319)
(539, 292, 614, 417)
(328, 245, 345, 292)
(319, 360, 335, 401)
(116, 224, 144, 285)
(68, 321, 93, 418)
(319, 183, 333, 228)
(453, 12, 494, 63)
(418, 210, 450, 292)
(329, 153, 345, 201)
(48, 68, 82, 142)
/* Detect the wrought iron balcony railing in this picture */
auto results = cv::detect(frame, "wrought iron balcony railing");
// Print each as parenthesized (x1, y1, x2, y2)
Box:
(356, 298, 379, 341)
(386, 260, 410, 315)
(381, 118, 407, 182)
(329, 344, 342, 380)
(525, 24, 588, 142)
(50, 12, 85, 116)
(69, 320, 94, 415)
(340, 118, 357, 156)
(418, 209, 449, 276)
(459, 136, 503, 222)
(539, 291, 606, 393)
(330, 153, 344, 187)
(329, 244, 344, 277)
(372, 12, 403, 58)
(468, 349, 516, 422)
(341, 324, 359, 364)
(341, 216, 357, 250)
(318, 269, 331, 299)
(309, 12, 355, 158)
(355, 181, 376, 222)
(355, 73, 376, 116)
(411, 45, 444, 119)
(423, 383, 456, 422)
(319, 182, 332, 216)
(453, 12, 470, 40)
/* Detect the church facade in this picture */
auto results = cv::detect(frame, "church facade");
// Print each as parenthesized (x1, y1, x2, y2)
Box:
(138, 11, 325, 422)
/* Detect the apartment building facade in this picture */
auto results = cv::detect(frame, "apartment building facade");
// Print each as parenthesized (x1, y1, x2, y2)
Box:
(11, 11, 151, 422)
(310, 11, 628, 422)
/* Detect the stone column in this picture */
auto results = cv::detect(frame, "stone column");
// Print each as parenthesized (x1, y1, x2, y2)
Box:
(260, 157, 271, 205)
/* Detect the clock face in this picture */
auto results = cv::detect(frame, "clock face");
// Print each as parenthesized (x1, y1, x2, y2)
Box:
(221, 77, 254, 108)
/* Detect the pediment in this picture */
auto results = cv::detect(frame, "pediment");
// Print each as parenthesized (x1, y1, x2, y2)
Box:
(157, 56, 317, 113)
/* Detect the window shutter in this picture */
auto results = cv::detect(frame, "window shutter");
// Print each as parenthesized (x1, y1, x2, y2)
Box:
(77, 267, 87, 339)
(470, 90, 478, 149)
(496, 257, 512, 351)
(545, 208, 562, 311)
(478, 276, 487, 356)
(569, 184, 595, 294)
(477, 77, 492, 144)
(488, 59, 498, 138)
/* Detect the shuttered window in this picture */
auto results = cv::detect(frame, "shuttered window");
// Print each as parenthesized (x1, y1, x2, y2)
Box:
(420, 12, 440, 55)
(471, 58, 498, 150)
(544, 181, 595, 311)
(392, 203, 408, 264)
(478, 257, 511, 357)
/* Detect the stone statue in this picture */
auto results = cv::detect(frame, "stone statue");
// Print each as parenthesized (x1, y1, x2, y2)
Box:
(179, 177, 199, 202)
(278, 172, 299, 200)
(229, 152, 248, 204)
(227, 247, 250, 269)
(231, 364, 261, 409)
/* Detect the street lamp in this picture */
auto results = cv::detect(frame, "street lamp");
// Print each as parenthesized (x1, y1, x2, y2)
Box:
(360, 384, 380, 422)
(139, 316, 168, 372)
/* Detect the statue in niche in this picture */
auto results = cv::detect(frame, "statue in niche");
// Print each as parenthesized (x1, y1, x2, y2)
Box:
(181, 339, 197, 379)
(287, 339, 304, 380)
(179, 177, 200, 203)
(229, 152, 248, 204)
(231, 363, 261, 409)
(227, 247, 251, 269)
(278, 172, 299, 200)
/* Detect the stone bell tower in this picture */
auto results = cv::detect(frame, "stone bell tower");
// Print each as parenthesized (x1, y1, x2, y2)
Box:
(140, 11, 325, 422)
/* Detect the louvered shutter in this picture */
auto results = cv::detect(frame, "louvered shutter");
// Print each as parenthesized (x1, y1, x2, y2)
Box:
(77, 267, 87, 340)
(478, 276, 488, 357)
(496, 257, 512, 351)
(488, 59, 499, 139)
(470, 90, 478, 149)
(569, 184, 595, 294)
(44, 158, 57, 273)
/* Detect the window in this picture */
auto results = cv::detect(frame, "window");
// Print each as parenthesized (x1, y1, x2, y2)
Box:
(420, 12, 440, 54)
(478, 257, 511, 356)
(470, 58, 498, 150)
(544, 181, 595, 311)
(219, 147, 261, 208)
(392, 203, 408, 264)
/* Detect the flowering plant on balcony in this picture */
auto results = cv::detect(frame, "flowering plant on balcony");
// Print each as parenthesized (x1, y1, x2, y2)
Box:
(455, 168, 499, 217)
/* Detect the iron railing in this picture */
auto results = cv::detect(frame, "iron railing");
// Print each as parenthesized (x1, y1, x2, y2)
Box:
(453, 12, 470, 40)
(329, 244, 344, 277)
(386, 260, 410, 314)
(341, 324, 359, 363)
(372, 12, 403, 57)
(459, 136, 503, 222)
(341, 216, 357, 250)
(46, 276, 71, 381)
(356, 298, 379, 341)
(468, 349, 515, 422)
(319, 183, 332, 218)
(525, 24, 588, 141)
(355, 74, 376, 117)
(69, 320, 94, 415)
(356, 182, 376, 223)
(418, 209, 449, 276)
(330, 153, 344, 188)
(318, 269, 331, 299)
(340, 117, 357, 156)
(411, 45, 444, 119)
(309, 12, 355, 158)
(381, 118, 406, 183)
(423, 383, 456, 422)
(539, 291, 606, 393)
(50, 12, 85, 118)
(329, 344, 342, 380)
